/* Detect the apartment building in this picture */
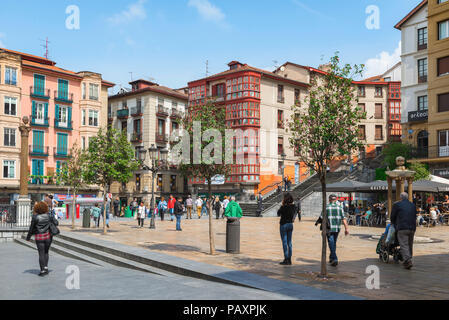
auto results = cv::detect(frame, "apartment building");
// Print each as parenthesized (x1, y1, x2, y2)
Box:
(187, 61, 309, 197)
(0, 48, 113, 204)
(108, 79, 188, 206)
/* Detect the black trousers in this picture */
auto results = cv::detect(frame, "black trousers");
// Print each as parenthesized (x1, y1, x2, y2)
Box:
(36, 238, 52, 271)
(160, 209, 165, 221)
(137, 217, 144, 227)
(215, 208, 220, 219)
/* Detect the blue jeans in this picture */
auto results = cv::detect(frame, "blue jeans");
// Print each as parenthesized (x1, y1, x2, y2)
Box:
(169, 208, 174, 221)
(201, 206, 208, 216)
(327, 232, 339, 262)
(176, 214, 182, 230)
(356, 215, 361, 225)
(280, 223, 293, 260)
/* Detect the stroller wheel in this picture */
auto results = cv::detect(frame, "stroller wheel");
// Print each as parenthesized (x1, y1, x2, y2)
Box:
(381, 251, 389, 263)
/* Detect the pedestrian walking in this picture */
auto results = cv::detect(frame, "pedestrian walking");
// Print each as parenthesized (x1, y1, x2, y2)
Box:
(224, 196, 242, 218)
(91, 203, 101, 228)
(100, 200, 111, 229)
(318, 194, 349, 267)
(213, 196, 222, 219)
(158, 197, 167, 221)
(294, 196, 302, 221)
(185, 195, 193, 219)
(137, 202, 146, 228)
(174, 197, 184, 231)
(26, 201, 59, 277)
(201, 197, 208, 217)
(222, 196, 229, 219)
(131, 198, 138, 217)
(168, 195, 176, 222)
(277, 193, 296, 265)
(256, 194, 263, 217)
(196, 197, 203, 219)
(113, 197, 120, 217)
(391, 192, 418, 270)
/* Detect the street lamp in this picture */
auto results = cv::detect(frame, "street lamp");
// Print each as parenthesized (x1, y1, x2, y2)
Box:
(142, 144, 168, 229)
(281, 152, 286, 192)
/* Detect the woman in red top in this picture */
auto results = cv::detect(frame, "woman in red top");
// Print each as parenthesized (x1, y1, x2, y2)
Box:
(168, 195, 176, 222)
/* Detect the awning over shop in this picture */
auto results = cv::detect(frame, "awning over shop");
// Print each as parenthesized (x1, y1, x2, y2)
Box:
(313, 180, 368, 193)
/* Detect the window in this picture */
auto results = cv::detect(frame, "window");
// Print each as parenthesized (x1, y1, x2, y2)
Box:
(213, 83, 225, 98)
(32, 131, 44, 153)
(389, 101, 401, 120)
(418, 96, 428, 111)
(33, 74, 45, 95)
(358, 86, 366, 97)
(438, 56, 449, 77)
(3, 128, 15, 147)
(439, 20, 449, 40)
(121, 121, 127, 133)
(88, 110, 99, 126)
(58, 79, 69, 99)
(82, 137, 86, 150)
(82, 83, 86, 99)
(438, 0, 448, 3)
(5, 67, 17, 85)
(294, 89, 300, 104)
(158, 119, 165, 135)
(82, 109, 86, 126)
(438, 93, 449, 113)
(56, 161, 67, 174)
(33, 102, 46, 124)
(358, 103, 366, 116)
(4, 97, 17, 115)
(390, 123, 402, 137)
(278, 137, 284, 155)
(171, 121, 179, 133)
(418, 59, 428, 83)
(439, 130, 449, 157)
(375, 104, 383, 119)
(375, 125, 383, 140)
(3, 160, 15, 179)
(418, 27, 428, 50)
(375, 87, 383, 97)
(358, 125, 366, 140)
(277, 110, 284, 128)
(89, 84, 99, 100)
(277, 85, 284, 103)
(57, 105, 68, 126)
(56, 133, 68, 156)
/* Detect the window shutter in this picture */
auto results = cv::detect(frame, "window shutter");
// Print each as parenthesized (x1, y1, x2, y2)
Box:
(438, 56, 449, 76)
(68, 107, 72, 127)
(439, 93, 449, 113)
(32, 101, 36, 117)
(44, 103, 48, 123)
(55, 104, 59, 124)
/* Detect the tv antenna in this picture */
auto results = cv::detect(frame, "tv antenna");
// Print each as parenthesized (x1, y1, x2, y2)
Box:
(205, 60, 209, 77)
(40, 37, 50, 59)
(273, 60, 279, 69)
(129, 72, 134, 81)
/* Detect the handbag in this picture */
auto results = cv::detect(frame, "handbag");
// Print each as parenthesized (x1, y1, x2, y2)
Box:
(49, 214, 60, 236)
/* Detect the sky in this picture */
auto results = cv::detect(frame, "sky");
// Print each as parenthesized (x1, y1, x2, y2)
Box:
(0, 0, 419, 93)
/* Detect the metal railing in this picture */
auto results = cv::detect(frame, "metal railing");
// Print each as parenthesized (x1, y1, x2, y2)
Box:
(30, 115, 49, 127)
(29, 145, 49, 156)
(411, 146, 449, 159)
(0, 205, 16, 229)
(30, 86, 50, 98)
(157, 105, 169, 116)
(131, 132, 142, 142)
(54, 91, 73, 102)
(131, 106, 143, 116)
(117, 109, 129, 118)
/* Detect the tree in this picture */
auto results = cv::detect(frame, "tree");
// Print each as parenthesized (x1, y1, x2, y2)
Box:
(382, 142, 412, 169)
(288, 54, 365, 277)
(179, 100, 231, 255)
(409, 162, 430, 181)
(56, 143, 87, 229)
(83, 128, 139, 234)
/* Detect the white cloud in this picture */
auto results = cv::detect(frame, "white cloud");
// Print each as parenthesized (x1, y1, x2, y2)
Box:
(292, 0, 331, 20)
(188, 0, 227, 26)
(108, 0, 147, 25)
(363, 41, 401, 78)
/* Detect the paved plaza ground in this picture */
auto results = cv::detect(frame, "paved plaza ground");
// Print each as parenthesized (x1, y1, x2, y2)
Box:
(60, 215, 449, 300)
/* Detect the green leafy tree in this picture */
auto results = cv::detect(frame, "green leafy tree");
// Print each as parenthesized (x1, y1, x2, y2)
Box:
(409, 162, 430, 181)
(288, 54, 365, 277)
(83, 128, 139, 234)
(382, 142, 412, 169)
(179, 100, 231, 255)
(56, 143, 87, 229)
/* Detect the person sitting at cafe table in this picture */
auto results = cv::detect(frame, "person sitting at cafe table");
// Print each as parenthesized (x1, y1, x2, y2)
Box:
(355, 205, 363, 226)
(361, 207, 372, 224)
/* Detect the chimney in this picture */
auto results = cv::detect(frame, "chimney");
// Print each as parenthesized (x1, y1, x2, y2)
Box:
(129, 79, 158, 92)
(228, 61, 244, 70)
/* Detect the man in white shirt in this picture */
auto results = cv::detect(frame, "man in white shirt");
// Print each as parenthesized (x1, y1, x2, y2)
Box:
(221, 196, 230, 219)
(195, 197, 203, 219)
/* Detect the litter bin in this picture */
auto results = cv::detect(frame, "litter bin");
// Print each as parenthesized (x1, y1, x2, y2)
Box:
(82, 208, 91, 228)
(226, 217, 240, 254)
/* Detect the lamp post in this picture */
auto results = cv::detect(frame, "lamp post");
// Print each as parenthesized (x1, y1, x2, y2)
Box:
(281, 152, 286, 193)
(138, 144, 168, 229)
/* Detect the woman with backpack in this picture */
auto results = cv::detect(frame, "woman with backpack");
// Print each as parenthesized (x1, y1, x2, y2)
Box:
(277, 193, 296, 266)
(26, 201, 59, 277)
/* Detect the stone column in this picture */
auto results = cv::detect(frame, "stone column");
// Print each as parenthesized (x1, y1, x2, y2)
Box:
(15, 117, 32, 227)
(407, 178, 413, 202)
(387, 177, 393, 220)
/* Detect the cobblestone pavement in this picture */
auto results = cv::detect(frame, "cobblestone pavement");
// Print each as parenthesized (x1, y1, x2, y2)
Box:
(60, 216, 449, 300)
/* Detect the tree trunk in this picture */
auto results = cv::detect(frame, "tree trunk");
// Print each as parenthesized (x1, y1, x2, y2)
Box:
(208, 181, 215, 255)
(71, 190, 76, 230)
(320, 171, 328, 277)
(103, 184, 108, 235)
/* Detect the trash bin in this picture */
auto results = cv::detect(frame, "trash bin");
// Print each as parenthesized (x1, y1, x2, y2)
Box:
(82, 208, 91, 228)
(226, 217, 240, 254)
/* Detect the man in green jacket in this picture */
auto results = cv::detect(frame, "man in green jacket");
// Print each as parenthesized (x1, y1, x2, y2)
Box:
(224, 196, 243, 218)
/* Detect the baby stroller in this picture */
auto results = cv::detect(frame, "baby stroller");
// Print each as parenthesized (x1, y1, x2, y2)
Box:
(376, 224, 403, 263)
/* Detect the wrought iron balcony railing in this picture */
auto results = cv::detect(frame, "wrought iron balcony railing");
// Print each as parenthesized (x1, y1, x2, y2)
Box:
(29, 145, 49, 157)
(30, 86, 50, 99)
(117, 109, 129, 119)
(54, 91, 73, 103)
(30, 115, 49, 127)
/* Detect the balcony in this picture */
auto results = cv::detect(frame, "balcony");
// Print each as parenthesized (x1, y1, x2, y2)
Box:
(30, 115, 49, 127)
(131, 132, 143, 143)
(410, 146, 449, 160)
(418, 75, 427, 83)
(30, 86, 50, 99)
(170, 108, 183, 119)
(131, 106, 143, 117)
(54, 119, 73, 131)
(374, 113, 383, 119)
(54, 91, 73, 104)
(418, 43, 427, 51)
(29, 145, 49, 157)
(156, 133, 169, 144)
(408, 110, 428, 123)
(157, 105, 169, 117)
(53, 147, 69, 158)
(29, 175, 58, 185)
(117, 109, 129, 119)
(277, 97, 285, 104)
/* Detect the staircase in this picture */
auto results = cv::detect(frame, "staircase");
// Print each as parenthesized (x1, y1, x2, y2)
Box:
(241, 172, 346, 217)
